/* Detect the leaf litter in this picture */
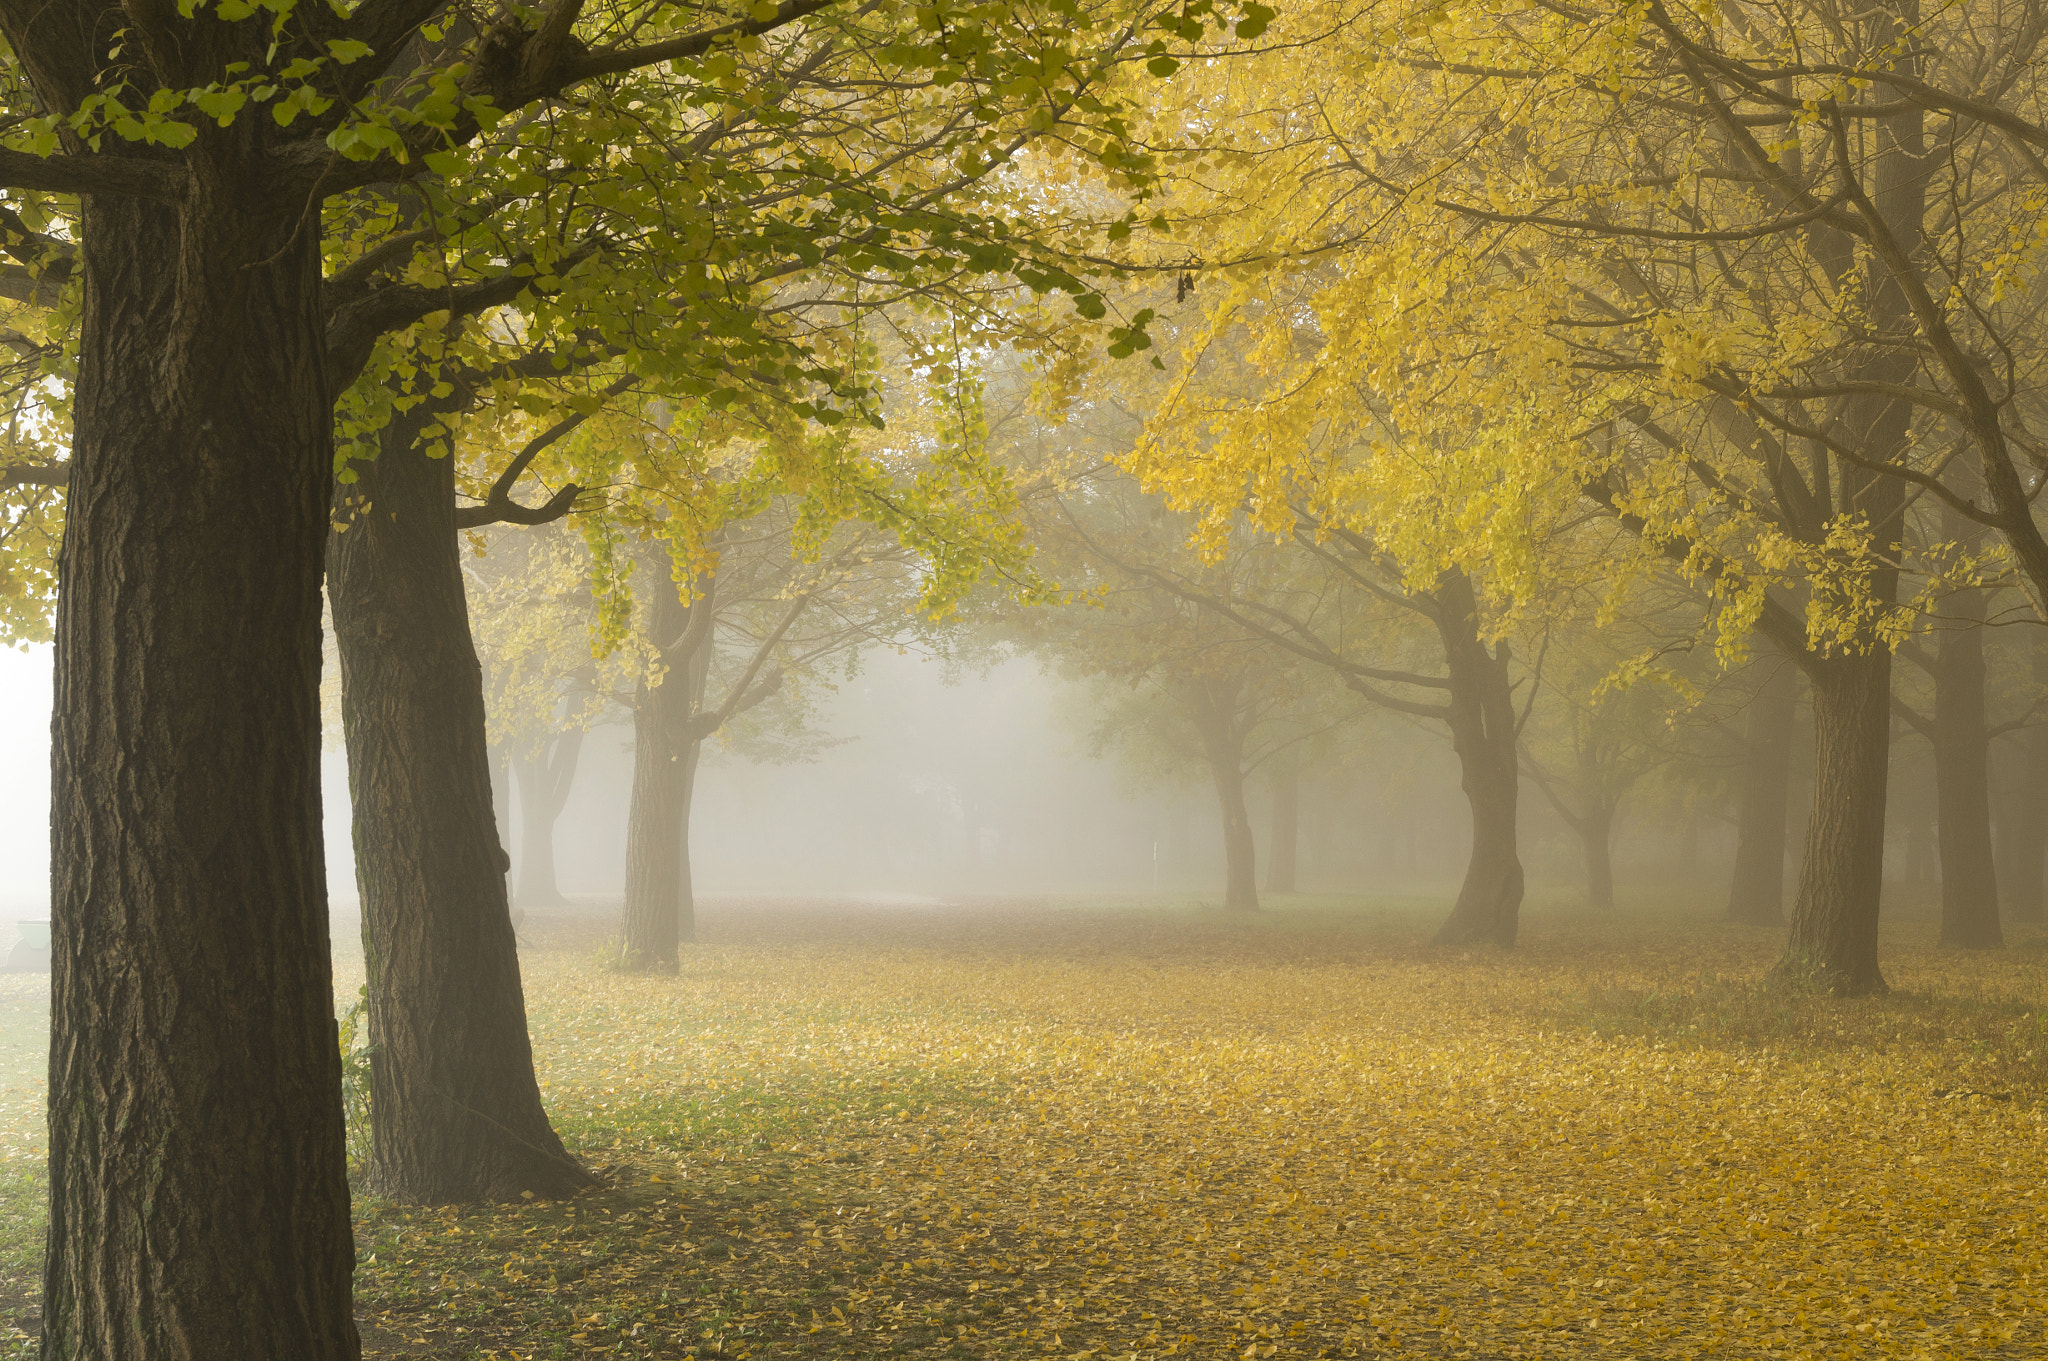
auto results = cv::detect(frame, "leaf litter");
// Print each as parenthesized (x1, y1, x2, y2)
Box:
(345, 898, 2048, 1359)
(0, 896, 2044, 1358)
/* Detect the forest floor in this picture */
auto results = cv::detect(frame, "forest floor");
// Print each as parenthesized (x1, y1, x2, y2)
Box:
(0, 890, 2044, 1358)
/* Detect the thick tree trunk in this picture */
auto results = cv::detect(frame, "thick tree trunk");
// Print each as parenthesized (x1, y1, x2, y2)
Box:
(1266, 765, 1299, 893)
(1728, 653, 1798, 925)
(1779, 651, 1893, 995)
(512, 728, 584, 908)
(44, 194, 358, 1354)
(1429, 571, 1524, 947)
(330, 412, 593, 1202)
(621, 564, 706, 969)
(1932, 573, 2001, 948)
(1190, 677, 1259, 911)
(2001, 723, 2048, 926)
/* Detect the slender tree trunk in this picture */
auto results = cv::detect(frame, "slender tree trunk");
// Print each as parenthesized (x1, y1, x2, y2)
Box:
(1428, 571, 1523, 947)
(45, 192, 358, 1354)
(1190, 676, 1258, 911)
(621, 564, 705, 969)
(2002, 722, 2048, 926)
(512, 727, 584, 908)
(1266, 765, 1299, 893)
(1728, 653, 1798, 925)
(330, 411, 593, 1202)
(1932, 564, 2000, 947)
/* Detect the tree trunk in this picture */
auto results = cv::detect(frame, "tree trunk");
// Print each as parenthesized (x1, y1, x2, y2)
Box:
(1779, 649, 1893, 995)
(1428, 570, 1523, 947)
(1190, 675, 1259, 911)
(330, 411, 593, 1202)
(44, 192, 358, 1354)
(512, 728, 585, 908)
(1931, 567, 2001, 948)
(1775, 93, 1918, 996)
(2001, 722, 2048, 927)
(620, 563, 707, 969)
(1265, 765, 1299, 893)
(1727, 652, 1799, 925)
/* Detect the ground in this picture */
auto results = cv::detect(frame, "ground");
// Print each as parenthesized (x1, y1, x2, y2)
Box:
(0, 891, 2044, 1359)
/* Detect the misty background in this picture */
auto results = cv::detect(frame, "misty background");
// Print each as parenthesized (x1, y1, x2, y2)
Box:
(0, 638, 1812, 924)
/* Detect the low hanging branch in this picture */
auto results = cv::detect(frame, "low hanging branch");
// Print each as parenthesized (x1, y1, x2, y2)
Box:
(452, 373, 638, 529)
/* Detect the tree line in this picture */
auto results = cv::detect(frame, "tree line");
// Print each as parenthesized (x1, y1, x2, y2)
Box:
(0, 0, 2042, 1354)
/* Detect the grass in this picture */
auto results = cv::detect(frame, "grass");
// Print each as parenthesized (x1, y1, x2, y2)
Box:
(1, 892, 2047, 1358)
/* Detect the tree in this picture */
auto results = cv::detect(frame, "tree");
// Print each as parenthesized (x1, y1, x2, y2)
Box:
(1103, 0, 2048, 993)
(329, 398, 595, 1202)
(471, 522, 633, 912)
(0, 0, 1270, 1344)
(616, 504, 927, 967)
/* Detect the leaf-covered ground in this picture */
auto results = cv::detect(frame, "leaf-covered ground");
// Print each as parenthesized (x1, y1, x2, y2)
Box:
(5, 892, 2048, 1359)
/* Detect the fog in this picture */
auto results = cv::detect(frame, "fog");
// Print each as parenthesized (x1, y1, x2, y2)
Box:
(0, 635, 1971, 931)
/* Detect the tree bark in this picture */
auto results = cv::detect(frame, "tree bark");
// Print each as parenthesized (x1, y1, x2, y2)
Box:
(44, 193, 358, 1354)
(1727, 652, 1799, 925)
(620, 563, 709, 969)
(1779, 649, 1893, 994)
(1429, 570, 1524, 947)
(1774, 87, 1921, 997)
(1931, 559, 2001, 948)
(330, 410, 594, 1202)
(1265, 765, 1299, 893)
(1190, 675, 1259, 911)
(512, 728, 585, 908)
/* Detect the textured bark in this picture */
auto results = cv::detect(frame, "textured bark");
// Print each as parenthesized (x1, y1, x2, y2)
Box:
(330, 412, 593, 1202)
(1190, 675, 1259, 911)
(1779, 652, 1893, 995)
(1429, 571, 1524, 948)
(621, 569, 706, 969)
(43, 192, 358, 1354)
(1727, 654, 1799, 925)
(1930, 561, 2001, 948)
(512, 728, 585, 907)
(1265, 765, 1299, 893)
